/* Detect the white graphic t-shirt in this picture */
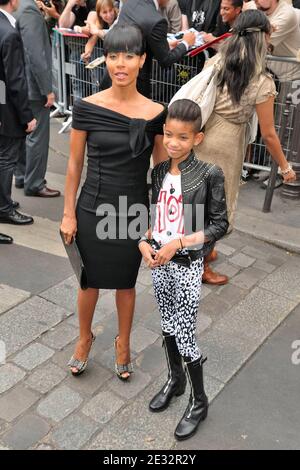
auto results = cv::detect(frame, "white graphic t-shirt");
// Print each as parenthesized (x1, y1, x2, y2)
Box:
(152, 172, 185, 246)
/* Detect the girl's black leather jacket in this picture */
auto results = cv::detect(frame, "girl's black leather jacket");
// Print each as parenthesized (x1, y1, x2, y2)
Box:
(151, 151, 229, 258)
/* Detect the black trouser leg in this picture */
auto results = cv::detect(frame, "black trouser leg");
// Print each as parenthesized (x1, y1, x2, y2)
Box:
(0, 136, 24, 215)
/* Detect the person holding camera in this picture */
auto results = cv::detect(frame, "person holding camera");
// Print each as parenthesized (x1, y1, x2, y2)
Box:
(36, 0, 64, 37)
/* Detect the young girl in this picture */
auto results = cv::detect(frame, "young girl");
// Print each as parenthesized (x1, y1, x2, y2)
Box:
(81, 0, 118, 62)
(139, 99, 229, 441)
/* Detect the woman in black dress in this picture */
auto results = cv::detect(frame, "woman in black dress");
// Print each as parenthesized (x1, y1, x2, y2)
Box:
(60, 25, 167, 379)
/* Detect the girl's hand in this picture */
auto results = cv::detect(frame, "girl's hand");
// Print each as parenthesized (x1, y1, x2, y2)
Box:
(60, 215, 77, 245)
(154, 239, 179, 266)
(139, 242, 158, 269)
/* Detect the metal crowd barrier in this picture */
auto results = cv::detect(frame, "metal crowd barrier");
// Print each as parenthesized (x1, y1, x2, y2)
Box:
(50, 29, 201, 133)
(51, 30, 300, 206)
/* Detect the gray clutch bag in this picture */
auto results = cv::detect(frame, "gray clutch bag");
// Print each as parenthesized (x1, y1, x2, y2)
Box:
(60, 230, 88, 290)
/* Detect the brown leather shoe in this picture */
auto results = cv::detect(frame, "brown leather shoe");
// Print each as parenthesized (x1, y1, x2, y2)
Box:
(205, 248, 218, 263)
(25, 187, 61, 198)
(202, 259, 228, 286)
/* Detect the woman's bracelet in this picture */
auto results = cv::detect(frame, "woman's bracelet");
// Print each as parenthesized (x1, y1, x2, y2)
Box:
(280, 164, 293, 176)
(178, 238, 184, 250)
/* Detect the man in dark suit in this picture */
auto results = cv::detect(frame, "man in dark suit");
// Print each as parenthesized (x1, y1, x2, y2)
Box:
(14, 0, 60, 197)
(0, 0, 36, 233)
(102, 0, 196, 97)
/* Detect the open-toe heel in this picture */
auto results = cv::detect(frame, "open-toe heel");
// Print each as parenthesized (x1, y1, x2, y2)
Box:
(68, 332, 96, 376)
(114, 335, 134, 381)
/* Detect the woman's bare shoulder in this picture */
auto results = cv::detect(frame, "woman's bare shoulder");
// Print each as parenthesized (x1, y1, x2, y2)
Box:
(140, 98, 165, 118)
(83, 91, 109, 106)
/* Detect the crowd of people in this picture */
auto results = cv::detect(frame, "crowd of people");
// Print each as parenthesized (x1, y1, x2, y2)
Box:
(0, 0, 299, 441)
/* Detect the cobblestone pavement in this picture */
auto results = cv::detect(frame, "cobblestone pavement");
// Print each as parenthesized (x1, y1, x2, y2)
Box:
(0, 122, 299, 450)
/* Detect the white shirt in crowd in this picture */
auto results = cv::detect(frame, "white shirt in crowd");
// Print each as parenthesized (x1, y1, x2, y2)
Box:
(268, 0, 300, 81)
(0, 8, 16, 28)
(152, 172, 185, 246)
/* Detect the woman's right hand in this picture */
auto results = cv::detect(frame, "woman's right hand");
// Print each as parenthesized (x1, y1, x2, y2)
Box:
(60, 215, 77, 245)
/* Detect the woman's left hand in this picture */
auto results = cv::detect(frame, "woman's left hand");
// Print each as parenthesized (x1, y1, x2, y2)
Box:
(154, 240, 179, 266)
(282, 167, 297, 183)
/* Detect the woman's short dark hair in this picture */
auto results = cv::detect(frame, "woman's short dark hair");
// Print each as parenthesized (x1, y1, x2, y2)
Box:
(167, 99, 203, 133)
(103, 24, 145, 56)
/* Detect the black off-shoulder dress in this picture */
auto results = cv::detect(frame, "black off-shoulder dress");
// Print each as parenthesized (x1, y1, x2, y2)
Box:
(72, 99, 166, 289)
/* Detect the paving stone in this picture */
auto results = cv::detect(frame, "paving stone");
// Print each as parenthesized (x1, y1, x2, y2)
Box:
(35, 444, 54, 450)
(87, 373, 188, 450)
(229, 253, 256, 268)
(92, 345, 137, 372)
(266, 255, 289, 267)
(12, 343, 55, 371)
(107, 369, 152, 400)
(66, 361, 112, 396)
(135, 343, 165, 376)
(213, 262, 240, 278)
(0, 364, 25, 394)
(0, 284, 30, 315)
(82, 391, 124, 425)
(196, 314, 213, 335)
(141, 310, 162, 335)
(1, 414, 50, 450)
(217, 242, 237, 256)
(37, 385, 83, 422)
(136, 268, 153, 286)
(200, 294, 231, 318)
(202, 287, 298, 384)
(230, 267, 267, 290)
(201, 285, 212, 300)
(241, 245, 271, 260)
(26, 363, 67, 394)
(131, 326, 159, 354)
(51, 342, 77, 369)
(148, 287, 155, 296)
(253, 259, 277, 274)
(0, 385, 39, 422)
(39, 276, 78, 313)
(214, 284, 249, 307)
(51, 413, 99, 450)
(135, 293, 158, 317)
(89, 328, 117, 357)
(41, 323, 78, 350)
(135, 282, 148, 296)
(0, 296, 69, 356)
(259, 259, 300, 302)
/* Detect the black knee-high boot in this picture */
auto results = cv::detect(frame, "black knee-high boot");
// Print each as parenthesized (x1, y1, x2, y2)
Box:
(174, 356, 208, 440)
(149, 334, 186, 412)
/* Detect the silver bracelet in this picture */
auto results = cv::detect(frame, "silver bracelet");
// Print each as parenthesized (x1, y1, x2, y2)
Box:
(280, 164, 293, 176)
